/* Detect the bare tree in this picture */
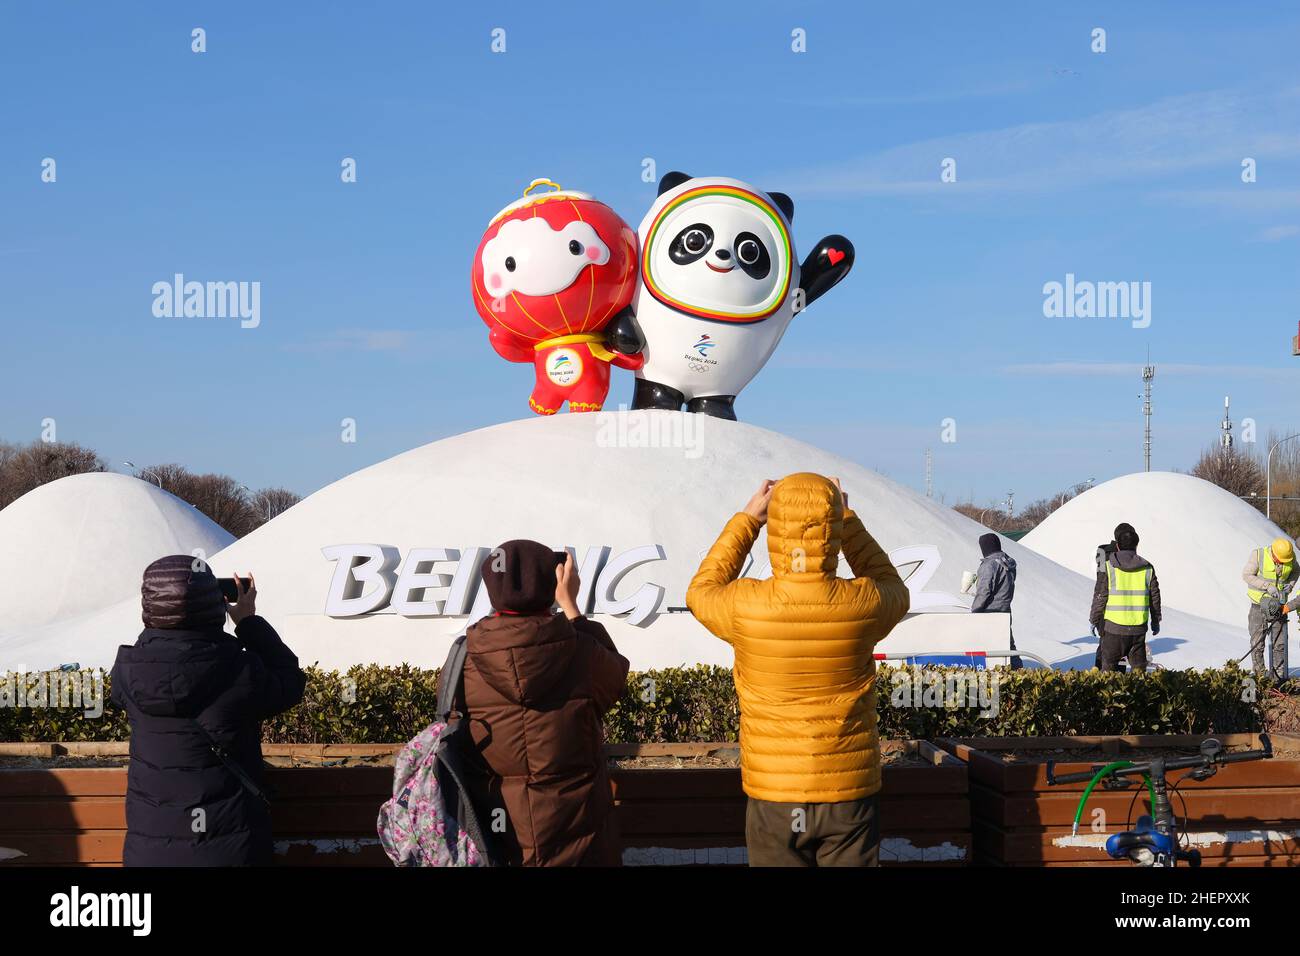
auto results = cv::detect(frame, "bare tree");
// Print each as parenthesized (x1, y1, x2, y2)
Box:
(0, 440, 107, 509)
(250, 487, 301, 526)
(195, 474, 258, 537)
(952, 501, 1017, 532)
(1190, 444, 1265, 510)
(0, 442, 18, 493)
(1015, 496, 1062, 528)
(137, 463, 192, 492)
(1261, 430, 1300, 540)
(1, 437, 302, 539)
(953, 479, 1093, 533)
(135, 464, 258, 537)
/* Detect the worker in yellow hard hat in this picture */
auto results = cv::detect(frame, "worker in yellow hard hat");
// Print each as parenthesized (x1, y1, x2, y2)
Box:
(1242, 537, 1297, 680)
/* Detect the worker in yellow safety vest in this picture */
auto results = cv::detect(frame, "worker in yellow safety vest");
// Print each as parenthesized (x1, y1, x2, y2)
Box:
(1089, 523, 1162, 671)
(1242, 537, 1297, 680)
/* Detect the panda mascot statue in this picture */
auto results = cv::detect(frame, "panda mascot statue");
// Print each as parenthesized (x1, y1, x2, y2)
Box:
(605, 171, 855, 420)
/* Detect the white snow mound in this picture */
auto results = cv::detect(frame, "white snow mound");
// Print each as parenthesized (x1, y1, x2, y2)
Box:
(1, 417, 1273, 672)
(1021, 471, 1292, 629)
(0, 472, 233, 634)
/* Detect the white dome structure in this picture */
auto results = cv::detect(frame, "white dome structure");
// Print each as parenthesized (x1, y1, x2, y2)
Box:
(0, 472, 234, 636)
(0, 414, 1256, 673)
(1020, 472, 1292, 629)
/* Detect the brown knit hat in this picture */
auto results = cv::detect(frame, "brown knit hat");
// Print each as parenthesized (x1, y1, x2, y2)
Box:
(480, 540, 558, 614)
(140, 554, 227, 630)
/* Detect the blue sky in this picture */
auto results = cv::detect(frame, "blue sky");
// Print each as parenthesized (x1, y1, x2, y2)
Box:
(2, 1, 1297, 508)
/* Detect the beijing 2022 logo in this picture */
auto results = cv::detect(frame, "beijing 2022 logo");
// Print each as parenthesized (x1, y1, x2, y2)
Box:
(545, 347, 582, 386)
(686, 334, 718, 373)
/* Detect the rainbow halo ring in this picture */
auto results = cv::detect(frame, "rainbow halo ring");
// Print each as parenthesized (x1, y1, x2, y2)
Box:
(641, 183, 793, 323)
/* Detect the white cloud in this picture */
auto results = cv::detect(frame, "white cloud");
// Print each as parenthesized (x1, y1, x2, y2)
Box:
(1254, 224, 1300, 242)
(771, 88, 1300, 200)
(1150, 190, 1300, 213)
(284, 329, 420, 353)
(770, 350, 919, 371)
(776, 78, 1037, 110)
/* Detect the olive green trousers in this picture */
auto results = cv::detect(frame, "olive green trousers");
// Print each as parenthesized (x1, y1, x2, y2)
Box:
(745, 794, 880, 867)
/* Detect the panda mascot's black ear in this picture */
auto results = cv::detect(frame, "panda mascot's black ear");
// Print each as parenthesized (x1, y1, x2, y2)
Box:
(658, 171, 692, 195)
(769, 191, 794, 223)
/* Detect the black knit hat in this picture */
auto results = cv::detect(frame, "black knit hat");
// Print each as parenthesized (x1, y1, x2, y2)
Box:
(979, 533, 1001, 557)
(1114, 523, 1140, 551)
(480, 540, 558, 614)
(140, 554, 227, 630)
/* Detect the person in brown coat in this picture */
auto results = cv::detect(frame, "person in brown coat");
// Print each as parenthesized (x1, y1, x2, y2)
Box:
(462, 539, 630, 866)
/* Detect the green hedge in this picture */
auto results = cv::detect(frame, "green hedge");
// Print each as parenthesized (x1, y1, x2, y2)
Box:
(0, 663, 1289, 744)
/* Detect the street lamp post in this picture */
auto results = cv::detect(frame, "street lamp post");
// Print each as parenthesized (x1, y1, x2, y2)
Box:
(978, 496, 1012, 527)
(1053, 477, 1095, 512)
(123, 461, 162, 489)
(1266, 434, 1300, 520)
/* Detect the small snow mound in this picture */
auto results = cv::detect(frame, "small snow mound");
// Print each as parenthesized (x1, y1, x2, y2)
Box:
(0, 472, 233, 631)
(1021, 471, 1291, 628)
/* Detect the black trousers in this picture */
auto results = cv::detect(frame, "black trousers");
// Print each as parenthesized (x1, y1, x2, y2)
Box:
(1098, 631, 1147, 671)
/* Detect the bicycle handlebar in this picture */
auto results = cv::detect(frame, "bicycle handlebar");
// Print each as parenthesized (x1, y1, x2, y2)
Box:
(1050, 766, 1122, 785)
(1047, 734, 1272, 786)
(1216, 743, 1274, 765)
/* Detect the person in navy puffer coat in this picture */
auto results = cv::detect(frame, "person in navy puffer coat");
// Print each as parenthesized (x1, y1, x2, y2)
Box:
(110, 554, 306, 866)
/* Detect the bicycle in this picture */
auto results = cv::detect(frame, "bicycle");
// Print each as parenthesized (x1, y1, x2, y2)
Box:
(1046, 734, 1274, 866)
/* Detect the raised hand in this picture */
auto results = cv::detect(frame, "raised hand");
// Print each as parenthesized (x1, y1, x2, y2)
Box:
(226, 572, 257, 626)
(555, 552, 582, 620)
(829, 476, 849, 511)
(743, 480, 776, 524)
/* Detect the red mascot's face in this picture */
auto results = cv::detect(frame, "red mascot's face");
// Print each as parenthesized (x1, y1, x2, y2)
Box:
(472, 191, 637, 344)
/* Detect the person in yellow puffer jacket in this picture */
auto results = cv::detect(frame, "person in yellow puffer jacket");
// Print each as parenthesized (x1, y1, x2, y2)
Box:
(686, 472, 911, 866)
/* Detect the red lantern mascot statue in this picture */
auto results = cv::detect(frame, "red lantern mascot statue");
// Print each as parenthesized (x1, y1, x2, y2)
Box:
(471, 179, 644, 414)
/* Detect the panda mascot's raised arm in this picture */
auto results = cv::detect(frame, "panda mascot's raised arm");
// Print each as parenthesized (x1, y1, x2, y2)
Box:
(605, 171, 854, 420)
(797, 233, 857, 312)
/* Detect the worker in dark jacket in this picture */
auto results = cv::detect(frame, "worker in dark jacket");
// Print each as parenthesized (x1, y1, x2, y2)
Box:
(110, 555, 306, 866)
(971, 532, 1021, 668)
(462, 540, 630, 866)
(1089, 523, 1162, 671)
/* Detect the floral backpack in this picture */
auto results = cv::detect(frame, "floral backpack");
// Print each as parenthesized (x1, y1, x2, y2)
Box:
(377, 636, 496, 867)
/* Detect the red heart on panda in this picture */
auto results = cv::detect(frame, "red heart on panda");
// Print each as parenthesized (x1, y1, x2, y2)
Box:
(827, 248, 845, 265)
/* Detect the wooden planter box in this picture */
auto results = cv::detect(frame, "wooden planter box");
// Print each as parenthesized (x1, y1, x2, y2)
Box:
(0, 740, 968, 867)
(936, 733, 1300, 867)
(609, 740, 969, 866)
(0, 744, 397, 868)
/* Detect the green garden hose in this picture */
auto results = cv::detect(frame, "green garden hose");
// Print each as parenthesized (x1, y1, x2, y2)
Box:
(1071, 761, 1156, 835)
